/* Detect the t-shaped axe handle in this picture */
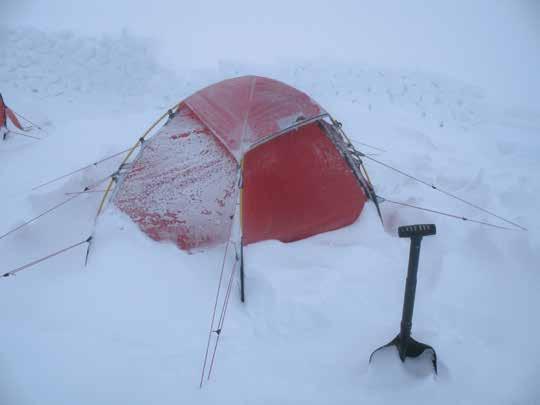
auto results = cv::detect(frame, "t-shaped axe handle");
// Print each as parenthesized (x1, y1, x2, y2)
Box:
(369, 222, 439, 374)
(398, 224, 436, 238)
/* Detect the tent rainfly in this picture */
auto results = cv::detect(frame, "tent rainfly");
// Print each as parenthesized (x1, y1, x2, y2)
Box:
(109, 76, 379, 250)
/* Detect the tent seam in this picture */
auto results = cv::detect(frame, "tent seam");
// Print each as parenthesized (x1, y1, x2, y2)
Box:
(184, 100, 240, 162)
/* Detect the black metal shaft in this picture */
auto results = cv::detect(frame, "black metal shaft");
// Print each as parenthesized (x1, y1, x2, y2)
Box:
(240, 239, 245, 303)
(398, 236, 423, 360)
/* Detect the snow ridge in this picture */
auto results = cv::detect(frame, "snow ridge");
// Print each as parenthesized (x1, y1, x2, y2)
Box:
(0, 27, 179, 108)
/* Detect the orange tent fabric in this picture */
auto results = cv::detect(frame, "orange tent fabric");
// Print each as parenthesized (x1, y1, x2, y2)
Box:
(0, 94, 24, 131)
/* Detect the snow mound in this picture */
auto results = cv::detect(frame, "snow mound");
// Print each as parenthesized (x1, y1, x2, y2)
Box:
(0, 27, 180, 108)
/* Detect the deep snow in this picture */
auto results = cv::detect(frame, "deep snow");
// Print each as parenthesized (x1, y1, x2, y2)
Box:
(1, 2, 540, 404)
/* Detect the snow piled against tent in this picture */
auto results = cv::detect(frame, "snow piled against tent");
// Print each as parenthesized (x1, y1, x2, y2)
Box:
(0, 26, 539, 405)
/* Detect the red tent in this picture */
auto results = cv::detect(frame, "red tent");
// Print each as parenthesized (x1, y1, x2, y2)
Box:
(0, 93, 24, 133)
(112, 76, 377, 249)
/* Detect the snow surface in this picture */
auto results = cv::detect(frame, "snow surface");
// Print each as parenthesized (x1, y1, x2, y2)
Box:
(1, 1, 540, 404)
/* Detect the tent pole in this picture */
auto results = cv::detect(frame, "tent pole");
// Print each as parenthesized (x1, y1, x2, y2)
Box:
(94, 102, 181, 218)
(240, 237, 245, 303)
(239, 159, 245, 303)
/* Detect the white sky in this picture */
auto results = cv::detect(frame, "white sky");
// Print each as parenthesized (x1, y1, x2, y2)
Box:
(4, 0, 540, 107)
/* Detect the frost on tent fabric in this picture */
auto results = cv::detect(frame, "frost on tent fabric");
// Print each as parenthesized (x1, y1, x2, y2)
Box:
(113, 103, 238, 250)
(184, 75, 325, 158)
(111, 76, 373, 250)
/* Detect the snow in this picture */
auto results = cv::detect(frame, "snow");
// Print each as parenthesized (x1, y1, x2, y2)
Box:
(1, 1, 540, 404)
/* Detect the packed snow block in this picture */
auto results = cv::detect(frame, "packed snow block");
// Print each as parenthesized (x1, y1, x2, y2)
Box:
(0, 28, 178, 104)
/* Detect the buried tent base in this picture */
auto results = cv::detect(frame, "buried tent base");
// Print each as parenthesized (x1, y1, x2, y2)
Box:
(369, 224, 438, 375)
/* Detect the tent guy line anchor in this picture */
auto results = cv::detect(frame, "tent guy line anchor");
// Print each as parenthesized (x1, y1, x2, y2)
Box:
(2, 236, 92, 278)
(369, 224, 438, 374)
(12, 109, 47, 133)
(207, 255, 239, 381)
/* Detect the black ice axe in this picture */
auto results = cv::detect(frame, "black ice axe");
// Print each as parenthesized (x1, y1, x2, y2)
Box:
(369, 224, 438, 374)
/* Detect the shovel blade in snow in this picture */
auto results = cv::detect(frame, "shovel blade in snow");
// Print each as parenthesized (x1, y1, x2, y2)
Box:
(369, 334, 438, 374)
(369, 223, 438, 375)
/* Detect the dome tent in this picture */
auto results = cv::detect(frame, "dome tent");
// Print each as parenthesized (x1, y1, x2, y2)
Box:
(111, 76, 379, 249)
(0, 93, 24, 140)
(1, 75, 521, 281)
(110, 76, 379, 250)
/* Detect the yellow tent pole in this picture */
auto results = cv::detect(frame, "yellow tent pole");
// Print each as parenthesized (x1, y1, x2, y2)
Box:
(359, 161, 374, 189)
(239, 158, 246, 303)
(95, 102, 180, 217)
(239, 158, 244, 232)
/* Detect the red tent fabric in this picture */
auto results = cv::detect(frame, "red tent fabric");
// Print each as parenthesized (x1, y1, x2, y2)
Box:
(113, 76, 369, 249)
(0, 95, 5, 129)
(0, 94, 24, 131)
